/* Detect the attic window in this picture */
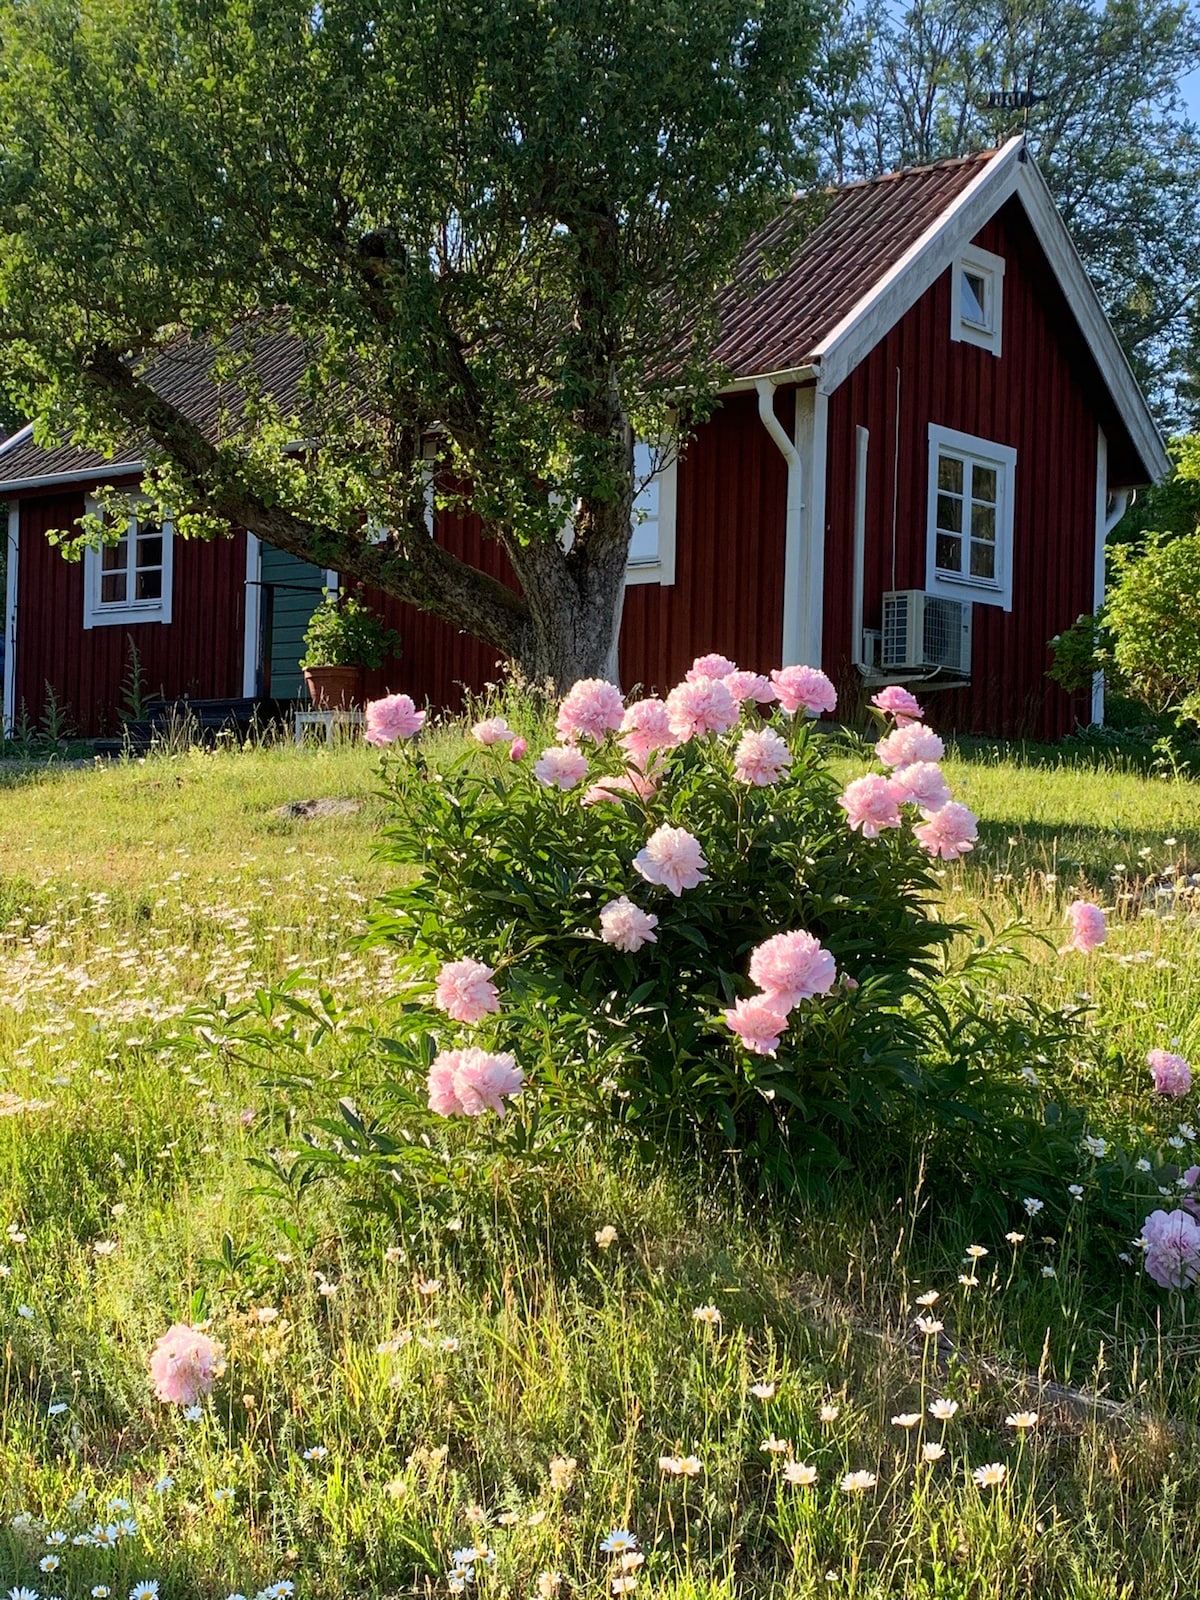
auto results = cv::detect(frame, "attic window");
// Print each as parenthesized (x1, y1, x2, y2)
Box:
(951, 246, 1005, 356)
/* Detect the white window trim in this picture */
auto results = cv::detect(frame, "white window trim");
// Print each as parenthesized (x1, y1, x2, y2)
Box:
(625, 446, 678, 587)
(82, 497, 174, 629)
(950, 244, 1005, 356)
(925, 423, 1016, 611)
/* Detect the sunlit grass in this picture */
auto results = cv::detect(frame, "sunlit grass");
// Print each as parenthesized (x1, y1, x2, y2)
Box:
(0, 734, 1198, 1597)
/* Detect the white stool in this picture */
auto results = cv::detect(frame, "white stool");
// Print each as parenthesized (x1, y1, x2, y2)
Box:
(293, 708, 366, 746)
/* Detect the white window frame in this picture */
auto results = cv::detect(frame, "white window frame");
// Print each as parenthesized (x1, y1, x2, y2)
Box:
(82, 497, 174, 629)
(925, 424, 1016, 611)
(625, 439, 678, 587)
(950, 244, 1005, 357)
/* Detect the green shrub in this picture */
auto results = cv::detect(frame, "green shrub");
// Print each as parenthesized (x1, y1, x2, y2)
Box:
(300, 590, 400, 669)
(1050, 532, 1200, 728)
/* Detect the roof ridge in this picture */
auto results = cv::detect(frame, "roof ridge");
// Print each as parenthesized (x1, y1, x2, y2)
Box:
(799, 144, 1005, 203)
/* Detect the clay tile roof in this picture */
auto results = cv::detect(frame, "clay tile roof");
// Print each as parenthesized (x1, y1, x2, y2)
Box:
(0, 320, 318, 488)
(0, 150, 999, 490)
(709, 147, 998, 378)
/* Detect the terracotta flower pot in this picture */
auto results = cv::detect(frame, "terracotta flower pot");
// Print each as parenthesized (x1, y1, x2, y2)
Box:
(302, 665, 365, 710)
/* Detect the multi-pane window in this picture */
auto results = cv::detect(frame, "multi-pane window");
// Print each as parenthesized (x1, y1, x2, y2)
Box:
(934, 453, 999, 582)
(925, 425, 1016, 610)
(98, 519, 166, 604)
(83, 501, 174, 627)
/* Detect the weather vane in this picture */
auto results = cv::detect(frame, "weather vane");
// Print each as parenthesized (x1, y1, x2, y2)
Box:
(980, 87, 1045, 136)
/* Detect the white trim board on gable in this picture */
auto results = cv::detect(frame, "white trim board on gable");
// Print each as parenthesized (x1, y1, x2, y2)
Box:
(803, 137, 1167, 485)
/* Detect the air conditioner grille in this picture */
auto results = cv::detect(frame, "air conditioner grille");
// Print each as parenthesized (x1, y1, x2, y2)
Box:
(881, 595, 912, 669)
(923, 597, 967, 672)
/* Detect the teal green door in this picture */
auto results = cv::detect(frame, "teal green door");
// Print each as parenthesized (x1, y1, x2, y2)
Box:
(260, 545, 328, 699)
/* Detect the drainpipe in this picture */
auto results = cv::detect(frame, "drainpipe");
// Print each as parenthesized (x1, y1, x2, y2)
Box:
(755, 377, 805, 665)
(851, 426, 869, 668)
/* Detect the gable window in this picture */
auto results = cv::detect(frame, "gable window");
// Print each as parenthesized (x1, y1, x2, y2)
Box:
(83, 499, 174, 628)
(925, 424, 1016, 610)
(950, 245, 1005, 356)
(626, 439, 677, 586)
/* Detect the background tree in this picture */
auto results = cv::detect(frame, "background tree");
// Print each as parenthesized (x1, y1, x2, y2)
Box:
(820, 0, 1200, 428)
(0, 0, 824, 688)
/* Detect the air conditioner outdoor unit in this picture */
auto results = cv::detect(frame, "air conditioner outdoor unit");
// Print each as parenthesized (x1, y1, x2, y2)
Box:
(880, 590, 972, 675)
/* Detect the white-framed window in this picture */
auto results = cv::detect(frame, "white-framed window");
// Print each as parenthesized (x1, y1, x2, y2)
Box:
(626, 439, 678, 586)
(950, 245, 1005, 356)
(82, 498, 174, 628)
(925, 424, 1016, 610)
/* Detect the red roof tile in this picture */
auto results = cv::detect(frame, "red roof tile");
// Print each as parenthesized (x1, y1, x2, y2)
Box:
(0, 150, 999, 489)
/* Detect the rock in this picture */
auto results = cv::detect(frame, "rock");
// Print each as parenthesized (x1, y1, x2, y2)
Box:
(272, 798, 363, 820)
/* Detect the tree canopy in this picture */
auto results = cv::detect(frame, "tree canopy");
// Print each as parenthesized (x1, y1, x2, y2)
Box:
(0, 0, 825, 685)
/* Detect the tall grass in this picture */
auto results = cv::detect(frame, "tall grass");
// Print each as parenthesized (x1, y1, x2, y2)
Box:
(0, 738, 1199, 1598)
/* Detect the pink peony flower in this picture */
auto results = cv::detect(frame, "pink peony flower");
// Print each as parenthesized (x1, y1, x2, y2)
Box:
(771, 665, 837, 717)
(913, 800, 978, 860)
(428, 1047, 524, 1118)
(686, 653, 738, 681)
(875, 723, 944, 768)
(149, 1323, 224, 1406)
(365, 693, 426, 745)
(890, 761, 952, 812)
(619, 697, 678, 767)
(724, 995, 789, 1056)
(582, 769, 659, 806)
(599, 896, 659, 952)
(666, 676, 739, 740)
(1140, 1207, 1200, 1289)
(533, 745, 589, 790)
(633, 824, 708, 896)
(733, 727, 793, 787)
(870, 685, 925, 725)
(427, 1055, 464, 1116)
(1063, 900, 1106, 953)
(1149, 1049, 1192, 1098)
(509, 736, 528, 762)
(749, 931, 836, 1011)
(434, 957, 499, 1025)
(556, 679, 625, 744)
(838, 774, 903, 837)
(472, 716, 515, 746)
(725, 670, 778, 705)
(1182, 1167, 1200, 1217)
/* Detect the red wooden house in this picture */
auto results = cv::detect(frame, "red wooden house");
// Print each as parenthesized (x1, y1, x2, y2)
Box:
(0, 136, 1167, 742)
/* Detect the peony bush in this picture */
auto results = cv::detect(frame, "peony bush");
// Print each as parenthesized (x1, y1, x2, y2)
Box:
(362, 659, 1076, 1184)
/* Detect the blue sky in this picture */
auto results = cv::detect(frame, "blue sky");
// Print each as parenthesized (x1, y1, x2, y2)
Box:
(1183, 65, 1200, 121)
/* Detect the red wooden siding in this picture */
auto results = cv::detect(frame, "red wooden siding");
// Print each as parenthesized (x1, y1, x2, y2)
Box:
(14, 489, 246, 736)
(360, 389, 789, 710)
(619, 390, 788, 692)
(360, 503, 520, 712)
(822, 199, 1109, 741)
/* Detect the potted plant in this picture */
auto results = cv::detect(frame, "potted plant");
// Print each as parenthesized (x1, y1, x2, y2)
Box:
(300, 592, 401, 710)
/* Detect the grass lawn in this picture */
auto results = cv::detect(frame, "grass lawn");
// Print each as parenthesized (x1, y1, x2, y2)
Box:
(1, 739, 1199, 1599)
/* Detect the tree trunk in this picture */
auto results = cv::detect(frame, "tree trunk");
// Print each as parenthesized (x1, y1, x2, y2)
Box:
(503, 489, 631, 691)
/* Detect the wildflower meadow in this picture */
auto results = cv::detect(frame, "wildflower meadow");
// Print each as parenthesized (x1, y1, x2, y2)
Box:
(3, 665, 1200, 1600)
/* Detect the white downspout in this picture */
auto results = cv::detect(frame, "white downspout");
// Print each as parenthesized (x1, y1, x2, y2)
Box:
(1091, 426, 1132, 726)
(851, 426, 869, 668)
(755, 377, 805, 664)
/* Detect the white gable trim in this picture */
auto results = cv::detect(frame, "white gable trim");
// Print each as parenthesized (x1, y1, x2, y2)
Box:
(805, 137, 1166, 485)
(811, 139, 1025, 393)
(1013, 159, 1168, 482)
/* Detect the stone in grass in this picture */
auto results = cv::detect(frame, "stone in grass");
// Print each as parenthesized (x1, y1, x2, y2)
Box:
(272, 798, 363, 820)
